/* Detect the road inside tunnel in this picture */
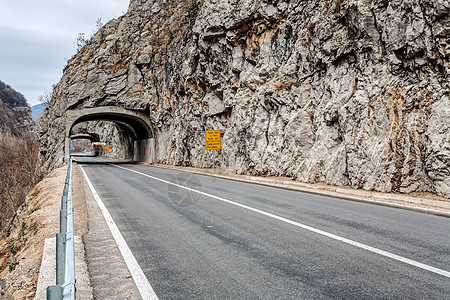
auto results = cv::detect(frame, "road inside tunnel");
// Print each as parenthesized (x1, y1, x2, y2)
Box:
(65, 106, 155, 164)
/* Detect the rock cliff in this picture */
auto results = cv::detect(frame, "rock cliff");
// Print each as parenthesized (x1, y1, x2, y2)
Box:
(39, 0, 450, 198)
(0, 80, 33, 134)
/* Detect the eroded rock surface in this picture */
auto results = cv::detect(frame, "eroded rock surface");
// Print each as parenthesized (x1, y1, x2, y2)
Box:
(0, 80, 33, 133)
(39, 0, 450, 197)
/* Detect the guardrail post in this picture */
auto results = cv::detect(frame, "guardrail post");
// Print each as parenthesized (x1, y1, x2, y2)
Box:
(46, 285, 63, 299)
(47, 157, 75, 299)
(56, 233, 66, 285)
(59, 209, 67, 233)
(61, 195, 67, 210)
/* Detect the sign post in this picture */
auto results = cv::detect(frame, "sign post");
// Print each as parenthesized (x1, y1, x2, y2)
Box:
(205, 130, 221, 169)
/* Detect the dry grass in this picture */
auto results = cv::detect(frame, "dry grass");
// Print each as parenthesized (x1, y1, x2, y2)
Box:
(0, 132, 42, 234)
(0, 166, 67, 299)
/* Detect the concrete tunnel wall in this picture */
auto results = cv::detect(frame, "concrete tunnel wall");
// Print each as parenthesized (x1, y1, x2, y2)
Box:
(134, 139, 155, 162)
(65, 106, 155, 163)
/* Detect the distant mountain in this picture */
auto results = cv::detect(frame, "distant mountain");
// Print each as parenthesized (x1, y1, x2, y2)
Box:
(0, 79, 33, 134)
(31, 103, 48, 123)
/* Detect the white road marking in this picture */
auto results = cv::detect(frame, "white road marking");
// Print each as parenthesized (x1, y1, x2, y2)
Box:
(79, 165, 159, 300)
(111, 163, 450, 279)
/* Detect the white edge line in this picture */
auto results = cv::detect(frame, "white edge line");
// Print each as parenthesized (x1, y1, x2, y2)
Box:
(111, 163, 450, 279)
(79, 165, 159, 300)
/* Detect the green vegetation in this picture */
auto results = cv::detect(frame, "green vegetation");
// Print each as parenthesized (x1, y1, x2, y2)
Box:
(5, 219, 38, 272)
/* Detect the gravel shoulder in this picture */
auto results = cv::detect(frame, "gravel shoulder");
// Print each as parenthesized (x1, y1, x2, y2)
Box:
(0, 160, 140, 300)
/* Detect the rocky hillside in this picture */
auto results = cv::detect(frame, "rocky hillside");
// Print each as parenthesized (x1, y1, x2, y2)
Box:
(0, 80, 33, 134)
(39, 0, 450, 198)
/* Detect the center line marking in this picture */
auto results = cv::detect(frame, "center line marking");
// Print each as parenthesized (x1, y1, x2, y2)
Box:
(111, 163, 450, 279)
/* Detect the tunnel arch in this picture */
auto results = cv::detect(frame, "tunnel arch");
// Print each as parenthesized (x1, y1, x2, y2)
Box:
(69, 133, 100, 142)
(64, 106, 155, 163)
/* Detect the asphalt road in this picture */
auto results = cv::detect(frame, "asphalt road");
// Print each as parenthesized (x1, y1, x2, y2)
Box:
(74, 156, 450, 299)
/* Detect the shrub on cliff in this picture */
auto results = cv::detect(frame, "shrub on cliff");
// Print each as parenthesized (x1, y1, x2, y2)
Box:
(0, 132, 42, 234)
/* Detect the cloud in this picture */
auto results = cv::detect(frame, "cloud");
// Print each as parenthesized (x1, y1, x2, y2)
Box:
(0, 0, 129, 106)
(0, 25, 69, 105)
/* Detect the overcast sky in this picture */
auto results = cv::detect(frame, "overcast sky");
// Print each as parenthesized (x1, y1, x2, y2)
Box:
(0, 0, 130, 107)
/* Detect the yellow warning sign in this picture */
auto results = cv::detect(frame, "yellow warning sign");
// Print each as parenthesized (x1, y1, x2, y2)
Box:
(206, 141, 221, 150)
(205, 130, 221, 150)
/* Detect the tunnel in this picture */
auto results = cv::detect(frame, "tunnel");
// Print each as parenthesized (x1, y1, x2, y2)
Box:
(65, 106, 155, 163)
(69, 133, 100, 142)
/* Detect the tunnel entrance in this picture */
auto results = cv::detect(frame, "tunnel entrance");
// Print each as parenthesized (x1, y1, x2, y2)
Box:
(65, 107, 155, 163)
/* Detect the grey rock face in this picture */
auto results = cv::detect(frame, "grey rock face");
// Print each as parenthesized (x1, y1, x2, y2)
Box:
(39, 0, 450, 198)
(0, 80, 33, 133)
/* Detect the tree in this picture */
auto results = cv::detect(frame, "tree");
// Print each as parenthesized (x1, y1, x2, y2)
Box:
(73, 17, 103, 52)
(38, 85, 55, 106)
(74, 32, 88, 52)
(96, 17, 103, 32)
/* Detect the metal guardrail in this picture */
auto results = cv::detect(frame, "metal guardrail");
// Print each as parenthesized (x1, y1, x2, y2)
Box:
(47, 157, 76, 299)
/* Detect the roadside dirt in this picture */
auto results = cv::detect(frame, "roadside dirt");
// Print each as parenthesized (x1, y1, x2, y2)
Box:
(0, 166, 66, 299)
(0, 165, 90, 299)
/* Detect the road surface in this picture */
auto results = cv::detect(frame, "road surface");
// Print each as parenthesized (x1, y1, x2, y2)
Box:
(74, 156, 450, 299)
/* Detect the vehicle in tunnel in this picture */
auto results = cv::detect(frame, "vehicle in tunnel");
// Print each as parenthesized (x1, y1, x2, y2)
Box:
(92, 142, 105, 157)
